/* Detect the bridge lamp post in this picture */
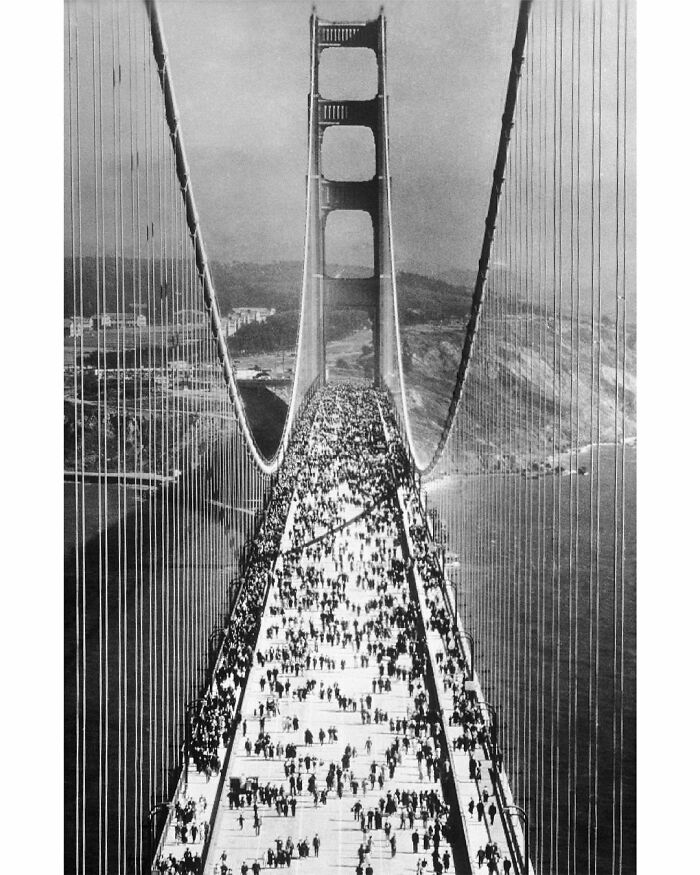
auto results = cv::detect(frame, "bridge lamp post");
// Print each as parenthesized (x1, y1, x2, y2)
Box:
(208, 625, 227, 662)
(184, 697, 205, 794)
(228, 577, 242, 606)
(147, 801, 172, 871)
(242, 538, 254, 568)
(480, 700, 501, 749)
(428, 505, 438, 536)
(443, 567, 457, 619)
(503, 804, 529, 875)
(461, 630, 475, 682)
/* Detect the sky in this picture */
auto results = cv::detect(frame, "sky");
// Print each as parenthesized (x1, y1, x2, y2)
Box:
(156, 0, 521, 275)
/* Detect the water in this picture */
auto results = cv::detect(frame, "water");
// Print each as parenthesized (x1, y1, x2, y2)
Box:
(65, 435, 634, 874)
(428, 444, 636, 875)
(64, 479, 252, 874)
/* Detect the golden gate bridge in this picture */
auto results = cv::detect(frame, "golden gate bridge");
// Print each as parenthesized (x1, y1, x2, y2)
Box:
(64, 1, 633, 873)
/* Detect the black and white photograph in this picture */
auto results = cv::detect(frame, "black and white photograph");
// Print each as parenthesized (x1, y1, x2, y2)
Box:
(60, 1, 638, 873)
(17, 0, 662, 871)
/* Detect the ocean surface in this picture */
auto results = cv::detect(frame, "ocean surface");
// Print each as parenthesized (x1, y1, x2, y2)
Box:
(428, 444, 636, 875)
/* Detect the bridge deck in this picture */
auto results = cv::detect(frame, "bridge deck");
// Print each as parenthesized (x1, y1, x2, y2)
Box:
(396, 486, 528, 875)
(154, 387, 525, 875)
(206, 490, 455, 874)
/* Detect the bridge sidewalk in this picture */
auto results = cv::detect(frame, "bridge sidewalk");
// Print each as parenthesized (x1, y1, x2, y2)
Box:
(204, 490, 457, 874)
(152, 493, 304, 870)
(397, 485, 532, 875)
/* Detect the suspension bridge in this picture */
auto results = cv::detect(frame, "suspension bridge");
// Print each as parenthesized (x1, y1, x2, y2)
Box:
(65, 2, 634, 874)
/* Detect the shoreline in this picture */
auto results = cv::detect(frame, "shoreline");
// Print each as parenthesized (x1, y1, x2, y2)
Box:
(426, 437, 637, 484)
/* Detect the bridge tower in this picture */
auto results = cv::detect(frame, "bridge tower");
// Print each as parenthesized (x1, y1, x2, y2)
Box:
(302, 13, 399, 389)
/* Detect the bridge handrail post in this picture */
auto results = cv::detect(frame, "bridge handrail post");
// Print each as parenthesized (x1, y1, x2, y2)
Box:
(147, 801, 172, 874)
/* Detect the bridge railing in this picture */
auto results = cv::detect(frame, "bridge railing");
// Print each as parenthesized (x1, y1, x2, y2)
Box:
(410, 486, 532, 875)
(391, 493, 473, 873)
(379, 393, 533, 875)
(148, 378, 321, 872)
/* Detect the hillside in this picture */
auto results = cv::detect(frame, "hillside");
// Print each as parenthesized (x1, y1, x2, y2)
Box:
(328, 318, 636, 471)
(64, 258, 474, 328)
(65, 256, 635, 472)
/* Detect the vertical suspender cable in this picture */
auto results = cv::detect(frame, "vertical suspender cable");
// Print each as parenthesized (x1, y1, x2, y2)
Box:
(136, 14, 147, 862)
(157, 26, 164, 807)
(78, 13, 88, 868)
(126, 7, 136, 862)
(98, 11, 109, 869)
(610, 2, 621, 872)
(524, 19, 534, 822)
(534, 10, 545, 864)
(91, 10, 104, 872)
(67, 8, 80, 872)
(130, 9, 140, 861)
(173, 128, 181, 777)
(539, 5, 549, 862)
(145, 13, 155, 814)
(566, 4, 578, 871)
(572, 4, 582, 868)
(515, 51, 525, 797)
(554, 3, 564, 866)
(618, 4, 629, 870)
(587, 2, 597, 867)
(593, 2, 603, 867)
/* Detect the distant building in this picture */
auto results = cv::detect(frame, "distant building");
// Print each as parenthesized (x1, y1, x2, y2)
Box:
(175, 308, 208, 328)
(64, 316, 94, 337)
(168, 359, 193, 375)
(235, 368, 262, 380)
(100, 313, 147, 329)
(223, 307, 276, 336)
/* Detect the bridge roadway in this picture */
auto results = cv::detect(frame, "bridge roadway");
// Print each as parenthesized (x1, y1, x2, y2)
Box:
(208, 494, 453, 874)
(155, 386, 524, 875)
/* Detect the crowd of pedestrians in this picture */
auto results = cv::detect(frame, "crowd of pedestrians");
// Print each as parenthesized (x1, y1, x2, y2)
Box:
(205, 387, 464, 873)
(155, 849, 202, 874)
(168, 794, 211, 846)
(155, 395, 324, 873)
(387, 403, 516, 875)
(186, 395, 326, 778)
(159, 385, 518, 874)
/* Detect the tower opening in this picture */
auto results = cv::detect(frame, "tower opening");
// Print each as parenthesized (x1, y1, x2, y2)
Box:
(324, 210, 375, 278)
(322, 125, 376, 182)
(318, 47, 378, 100)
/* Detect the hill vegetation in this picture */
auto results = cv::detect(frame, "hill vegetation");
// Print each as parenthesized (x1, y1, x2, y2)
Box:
(329, 319, 636, 469)
(65, 257, 636, 470)
(64, 258, 474, 353)
(228, 308, 369, 356)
